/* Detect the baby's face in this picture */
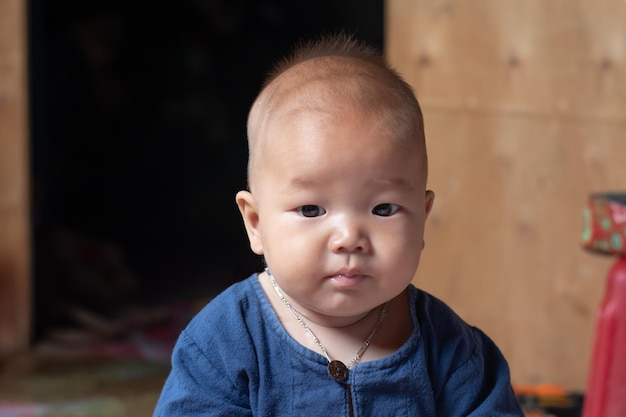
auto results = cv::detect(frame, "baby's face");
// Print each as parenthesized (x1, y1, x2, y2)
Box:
(238, 105, 434, 321)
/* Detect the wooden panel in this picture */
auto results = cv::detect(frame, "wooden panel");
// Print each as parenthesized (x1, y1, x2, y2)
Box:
(0, 0, 31, 353)
(386, 0, 626, 390)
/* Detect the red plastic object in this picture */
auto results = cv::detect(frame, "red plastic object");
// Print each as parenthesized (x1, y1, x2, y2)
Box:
(582, 257, 626, 417)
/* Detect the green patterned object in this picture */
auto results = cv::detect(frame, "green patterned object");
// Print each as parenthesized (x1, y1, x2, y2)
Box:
(582, 193, 626, 256)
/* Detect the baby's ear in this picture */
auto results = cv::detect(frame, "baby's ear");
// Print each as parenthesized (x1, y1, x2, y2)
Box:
(425, 190, 435, 217)
(235, 191, 264, 255)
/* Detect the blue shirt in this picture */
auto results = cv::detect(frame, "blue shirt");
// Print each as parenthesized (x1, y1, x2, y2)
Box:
(154, 274, 523, 416)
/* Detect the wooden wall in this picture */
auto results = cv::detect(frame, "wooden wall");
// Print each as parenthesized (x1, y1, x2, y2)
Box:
(387, 0, 626, 391)
(0, 0, 31, 353)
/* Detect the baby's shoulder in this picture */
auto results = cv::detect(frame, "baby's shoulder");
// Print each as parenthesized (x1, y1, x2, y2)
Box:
(184, 274, 262, 341)
(411, 286, 471, 332)
(410, 286, 481, 364)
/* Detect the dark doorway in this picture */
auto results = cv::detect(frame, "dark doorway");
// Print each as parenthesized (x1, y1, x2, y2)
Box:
(30, 0, 384, 340)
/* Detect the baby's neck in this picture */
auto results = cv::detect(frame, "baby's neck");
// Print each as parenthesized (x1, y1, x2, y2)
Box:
(260, 275, 412, 366)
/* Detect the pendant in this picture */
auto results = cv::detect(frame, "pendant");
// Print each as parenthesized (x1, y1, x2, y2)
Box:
(327, 360, 349, 382)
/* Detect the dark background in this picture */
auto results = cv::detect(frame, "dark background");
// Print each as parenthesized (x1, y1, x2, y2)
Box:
(29, 0, 383, 337)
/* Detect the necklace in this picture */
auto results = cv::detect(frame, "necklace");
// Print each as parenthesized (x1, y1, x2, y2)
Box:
(265, 267, 390, 382)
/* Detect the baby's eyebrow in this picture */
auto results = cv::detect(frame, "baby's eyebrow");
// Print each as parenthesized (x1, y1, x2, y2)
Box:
(285, 176, 322, 188)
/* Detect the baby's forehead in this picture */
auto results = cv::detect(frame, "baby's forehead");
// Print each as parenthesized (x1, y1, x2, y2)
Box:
(258, 104, 425, 178)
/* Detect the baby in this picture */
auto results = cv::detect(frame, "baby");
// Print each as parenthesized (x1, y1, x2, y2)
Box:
(153, 33, 523, 416)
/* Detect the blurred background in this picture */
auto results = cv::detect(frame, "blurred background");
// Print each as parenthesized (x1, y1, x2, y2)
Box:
(1, 0, 626, 416)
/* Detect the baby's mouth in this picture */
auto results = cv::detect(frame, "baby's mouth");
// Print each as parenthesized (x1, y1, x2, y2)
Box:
(327, 271, 368, 288)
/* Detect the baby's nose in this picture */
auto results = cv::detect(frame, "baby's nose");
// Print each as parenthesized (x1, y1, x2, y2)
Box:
(328, 216, 370, 253)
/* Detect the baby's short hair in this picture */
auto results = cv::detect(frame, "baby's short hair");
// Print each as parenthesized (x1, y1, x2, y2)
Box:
(263, 33, 390, 87)
(246, 33, 427, 188)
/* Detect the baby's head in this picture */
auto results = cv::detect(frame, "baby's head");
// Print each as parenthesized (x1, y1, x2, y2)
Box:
(246, 33, 428, 193)
(237, 33, 434, 318)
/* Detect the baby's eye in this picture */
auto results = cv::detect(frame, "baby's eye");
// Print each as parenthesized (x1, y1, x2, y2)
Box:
(298, 205, 326, 217)
(372, 203, 400, 217)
